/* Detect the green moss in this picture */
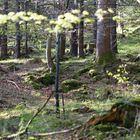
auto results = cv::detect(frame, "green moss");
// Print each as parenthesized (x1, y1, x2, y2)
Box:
(31, 82, 44, 90)
(127, 64, 140, 73)
(97, 52, 115, 65)
(37, 73, 55, 86)
(112, 97, 140, 110)
(25, 72, 55, 89)
(77, 66, 93, 76)
(123, 109, 136, 128)
(95, 123, 117, 132)
(61, 79, 82, 93)
(92, 75, 102, 82)
(71, 86, 89, 101)
(111, 97, 140, 128)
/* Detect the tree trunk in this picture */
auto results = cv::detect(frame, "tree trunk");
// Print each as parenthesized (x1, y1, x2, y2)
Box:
(96, 0, 114, 64)
(0, 0, 8, 59)
(46, 36, 55, 72)
(93, 0, 97, 45)
(70, 27, 78, 56)
(110, 0, 118, 53)
(15, 0, 21, 58)
(25, 1, 29, 57)
(70, 0, 78, 56)
(78, 0, 84, 58)
(60, 33, 66, 60)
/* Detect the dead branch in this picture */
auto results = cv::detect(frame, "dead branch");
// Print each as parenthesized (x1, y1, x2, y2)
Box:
(6, 80, 20, 90)
(29, 125, 81, 138)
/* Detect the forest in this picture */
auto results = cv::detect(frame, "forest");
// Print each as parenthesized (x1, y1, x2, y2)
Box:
(0, 0, 140, 140)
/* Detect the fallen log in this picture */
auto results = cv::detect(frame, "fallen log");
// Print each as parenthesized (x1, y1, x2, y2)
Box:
(84, 98, 140, 129)
(29, 98, 140, 138)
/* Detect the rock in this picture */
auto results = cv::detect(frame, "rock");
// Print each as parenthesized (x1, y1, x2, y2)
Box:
(77, 66, 93, 76)
(61, 79, 82, 93)
(37, 73, 55, 86)
(25, 72, 55, 90)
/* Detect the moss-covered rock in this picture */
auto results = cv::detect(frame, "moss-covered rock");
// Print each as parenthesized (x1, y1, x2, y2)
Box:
(95, 124, 117, 132)
(31, 82, 44, 90)
(37, 73, 55, 86)
(71, 86, 89, 101)
(77, 66, 93, 76)
(61, 79, 82, 93)
(25, 72, 55, 89)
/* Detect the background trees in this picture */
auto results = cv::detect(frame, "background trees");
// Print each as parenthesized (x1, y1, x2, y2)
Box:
(0, 0, 8, 59)
(0, 0, 140, 139)
(0, 0, 139, 62)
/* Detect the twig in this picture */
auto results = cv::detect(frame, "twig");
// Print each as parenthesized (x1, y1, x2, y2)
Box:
(6, 80, 20, 90)
(0, 92, 53, 140)
(117, 126, 131, 133)
(29, 125, 82, 137)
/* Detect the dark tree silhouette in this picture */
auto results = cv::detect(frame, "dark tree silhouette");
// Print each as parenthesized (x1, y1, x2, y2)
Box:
(78, 0, 84, 58)
(15, 0, 21, 58)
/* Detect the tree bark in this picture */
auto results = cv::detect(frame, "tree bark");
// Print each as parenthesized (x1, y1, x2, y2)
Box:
(96, 0, 114, 64)
(70, 27, 78, 56)
(110, 0, 118, 53)
(78, 0, 84, 58)
(60, 33, 66, 59)
(46, 36, 55, 72)
(0, 0, 8, 59)
(15, 0, 21, 58)
(70, 0, 78, 56)
(93, 0, 97, 45)
(25, 1, 29, 57)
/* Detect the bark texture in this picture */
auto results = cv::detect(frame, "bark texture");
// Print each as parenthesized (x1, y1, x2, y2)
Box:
(93, 0, 97, 45)
(24, 0, 29, 57)
(0, 0, 8, 59)
(15, 0, 21, 58)
(110, 0, 118, 53)
(46, 36, 55, 72)
(60, 33, 66, 59)
(70, 0, 78, 56)
(96, 0, 114, 64)
(78, 0, 84, 58)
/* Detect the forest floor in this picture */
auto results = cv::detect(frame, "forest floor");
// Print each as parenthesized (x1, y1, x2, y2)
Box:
(0, 36, 140, 140)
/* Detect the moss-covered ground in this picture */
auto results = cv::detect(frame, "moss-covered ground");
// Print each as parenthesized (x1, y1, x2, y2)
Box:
(0, 36, 140, 140)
